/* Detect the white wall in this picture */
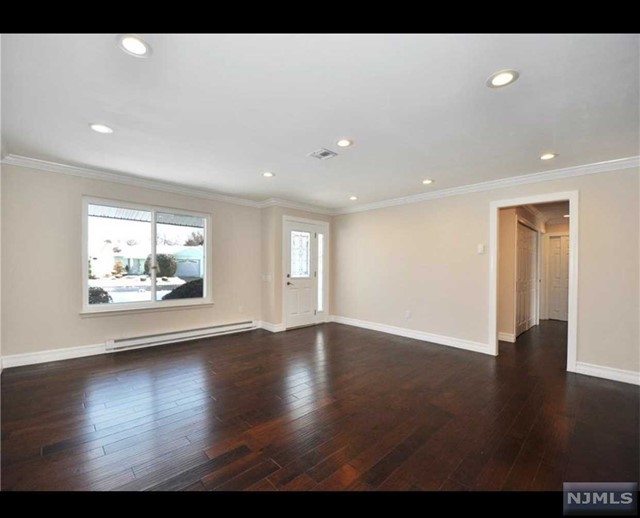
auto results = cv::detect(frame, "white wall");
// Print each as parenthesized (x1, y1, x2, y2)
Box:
(498, 208, 516, 339)
(1, 164, 262, 355)
(332, 168, 639, 373)
(261, 206, 278, 324)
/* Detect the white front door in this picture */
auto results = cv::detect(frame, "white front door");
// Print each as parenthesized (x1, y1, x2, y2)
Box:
(516, 222, 538, 337)
(548, 235, 569, 321)
(284, 221, 319, 329)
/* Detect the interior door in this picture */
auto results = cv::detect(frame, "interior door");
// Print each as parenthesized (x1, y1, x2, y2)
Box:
(516, 222, 538, 337)
(548, 235, 569, 321)
(284, 221, 318, 329)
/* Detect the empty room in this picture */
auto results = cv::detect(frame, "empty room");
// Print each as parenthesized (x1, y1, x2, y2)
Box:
(0, 34, 638, 502)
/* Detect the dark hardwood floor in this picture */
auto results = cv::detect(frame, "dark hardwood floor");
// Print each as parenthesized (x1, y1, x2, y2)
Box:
(1, 321, 638, 491)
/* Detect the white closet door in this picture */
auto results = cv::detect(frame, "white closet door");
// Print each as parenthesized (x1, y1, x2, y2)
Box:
(548, 235, 569, 321)
(516, 223, 538, 337)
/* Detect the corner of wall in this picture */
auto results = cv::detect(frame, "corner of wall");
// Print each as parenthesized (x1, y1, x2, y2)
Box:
(260, 206, 278, 324)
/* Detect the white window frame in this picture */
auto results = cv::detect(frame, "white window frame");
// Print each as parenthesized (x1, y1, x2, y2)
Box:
(82, 196, 213, 314)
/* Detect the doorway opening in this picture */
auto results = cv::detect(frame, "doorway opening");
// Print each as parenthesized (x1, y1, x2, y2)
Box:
(283, 216, 330, 329)
(489, 192, 578, 372)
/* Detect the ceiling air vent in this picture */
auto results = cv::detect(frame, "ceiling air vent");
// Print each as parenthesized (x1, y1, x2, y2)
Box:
(307, 148, 338, 160)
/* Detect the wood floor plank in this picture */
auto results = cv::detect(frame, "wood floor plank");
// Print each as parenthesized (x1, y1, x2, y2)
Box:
(146, 445, 252, 491)
(212, 459, 281, 491)
(1, 321, 637, 492)
(313, 464, 361, 491)
(246, 478, 278, 491)
(200, 452, 266, 490)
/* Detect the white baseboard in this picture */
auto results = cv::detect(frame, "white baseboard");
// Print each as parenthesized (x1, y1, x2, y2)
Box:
(329, 315, 492, 356)
(105, 322, 255, 352)
(1, 343, 106, 369)
(574, 362, 640, 386)
(1, 321, 263, 369)
(498, 332, 516, 343)
(258, 321, 287, 333)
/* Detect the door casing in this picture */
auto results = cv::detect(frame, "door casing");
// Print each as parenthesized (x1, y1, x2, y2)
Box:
(489, 190, 579, 373)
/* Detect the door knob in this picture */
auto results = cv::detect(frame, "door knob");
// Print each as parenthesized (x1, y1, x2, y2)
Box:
(287, 281, 293, 286)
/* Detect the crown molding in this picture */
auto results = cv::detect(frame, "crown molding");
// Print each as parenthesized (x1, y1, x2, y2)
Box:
(1, 154, 334, 215)
(1, 154, 338, 216)
(3, 153, 638, 218)
(256, 197, 335, 215)
(524, 204, 545, 219)
(1, 154, 264, 207)
(333, 156, 640, 215)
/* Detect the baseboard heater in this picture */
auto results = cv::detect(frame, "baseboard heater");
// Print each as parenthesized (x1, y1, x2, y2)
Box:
(105, 321, 256, 352)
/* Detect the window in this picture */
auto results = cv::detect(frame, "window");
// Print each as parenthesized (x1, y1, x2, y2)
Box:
(317, 233, 324, 312)
(84, 198, 210, 312)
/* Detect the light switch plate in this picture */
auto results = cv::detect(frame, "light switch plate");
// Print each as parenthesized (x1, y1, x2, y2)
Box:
(477, 244, 486, 255)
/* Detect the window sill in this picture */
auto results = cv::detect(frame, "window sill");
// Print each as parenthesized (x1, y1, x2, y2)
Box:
(80, 301, 215, 318)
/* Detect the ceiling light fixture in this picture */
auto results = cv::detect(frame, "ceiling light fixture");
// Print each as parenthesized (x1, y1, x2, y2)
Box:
(262, 171, 275, 178)
(422, 179, 434, 185)
(486, 69, 520, 88)
(563, 214, 570, 218)
(349, 196, 358, 201)
(90, 123, 114, 134)
(337, 139, 353, 148)
(540, 153, 557, 160)
(118, 34, 151, 58)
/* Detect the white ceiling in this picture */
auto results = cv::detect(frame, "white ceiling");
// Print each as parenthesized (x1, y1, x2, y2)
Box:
(529, 201, 570, 225)
(2, 33, 638, 209)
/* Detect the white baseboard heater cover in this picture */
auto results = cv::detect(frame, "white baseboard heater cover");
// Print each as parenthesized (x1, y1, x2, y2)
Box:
(106, 321, 256, 352)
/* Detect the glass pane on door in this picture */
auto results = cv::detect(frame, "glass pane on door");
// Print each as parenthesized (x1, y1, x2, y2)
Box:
(291, 231, 311, 278)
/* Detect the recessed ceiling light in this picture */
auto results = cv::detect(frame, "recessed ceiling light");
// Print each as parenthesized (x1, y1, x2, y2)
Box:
(262, 171, 275, 178)
(337, 139, 353, 148)
(90, 123, 114, 134)
(563, 214, 570, 218)
(540, 153, 557, 160)
(422, 179, 434, 185)
(486, 69, 520, 88)
(118, 34, 151, 58)
(349, 196, 358, 201)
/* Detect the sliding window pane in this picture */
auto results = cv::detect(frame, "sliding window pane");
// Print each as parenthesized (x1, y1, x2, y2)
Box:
(87, 204, 152, 305)
(155, 212, 206, 301)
